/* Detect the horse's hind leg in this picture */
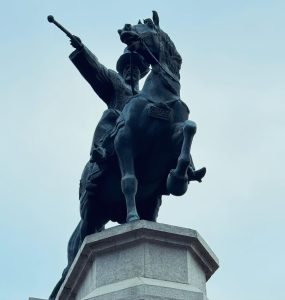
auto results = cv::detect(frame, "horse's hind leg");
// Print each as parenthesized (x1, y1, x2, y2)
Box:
(167, 120, 197, 196)
(114, 127, 139, 222)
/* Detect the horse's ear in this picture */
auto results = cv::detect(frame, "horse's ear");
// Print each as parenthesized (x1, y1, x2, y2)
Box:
(152, 11, 159, 27)
(138, 19, 142, 24)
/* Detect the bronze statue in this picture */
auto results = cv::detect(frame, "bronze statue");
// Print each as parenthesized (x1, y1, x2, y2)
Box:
(47, 11, 206, 299)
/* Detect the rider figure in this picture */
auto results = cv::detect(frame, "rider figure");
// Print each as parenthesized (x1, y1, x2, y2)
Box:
(70, 38, 149, 160)
(69, 37, 150, 200)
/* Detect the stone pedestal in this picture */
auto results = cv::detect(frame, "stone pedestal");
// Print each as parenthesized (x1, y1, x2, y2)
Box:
(51, 221, 218, 300)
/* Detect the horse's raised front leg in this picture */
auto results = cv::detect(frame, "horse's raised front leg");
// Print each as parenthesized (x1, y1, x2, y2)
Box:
(114, 126, 139, 222)
(167, 120, 197, 196)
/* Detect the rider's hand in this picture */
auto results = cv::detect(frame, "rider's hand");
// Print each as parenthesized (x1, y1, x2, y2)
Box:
(70, 35, 83, 50)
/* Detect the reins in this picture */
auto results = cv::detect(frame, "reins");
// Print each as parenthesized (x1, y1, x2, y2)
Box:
(128, 26, 180, 95)
(139, 34, 180, 85)
(129, 51, 135, 95)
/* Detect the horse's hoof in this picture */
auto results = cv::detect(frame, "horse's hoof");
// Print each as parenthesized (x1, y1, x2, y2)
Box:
(126, 214, 140, 223)
(167, 169, 188, 196)
(186, 166, 206, 182)
(192, 167, 206, 182)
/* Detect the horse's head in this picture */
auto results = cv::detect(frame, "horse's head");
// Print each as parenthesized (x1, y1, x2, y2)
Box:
(118, 11, 182, 78)
(118, 11, 160, 64)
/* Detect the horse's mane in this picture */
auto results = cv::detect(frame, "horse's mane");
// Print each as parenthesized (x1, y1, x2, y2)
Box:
(158, 28, 182, 79)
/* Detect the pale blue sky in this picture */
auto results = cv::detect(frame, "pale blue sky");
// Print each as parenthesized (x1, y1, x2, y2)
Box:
(0, 1, 284, 300)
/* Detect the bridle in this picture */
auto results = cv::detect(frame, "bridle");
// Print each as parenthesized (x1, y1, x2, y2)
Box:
(134, 27, 180, 85)
(127, 25, 180, 95)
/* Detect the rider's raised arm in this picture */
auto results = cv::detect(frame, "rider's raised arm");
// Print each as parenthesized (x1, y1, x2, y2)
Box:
(69, 46, 117, 107)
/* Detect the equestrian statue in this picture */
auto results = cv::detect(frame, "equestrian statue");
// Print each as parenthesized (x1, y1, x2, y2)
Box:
(47, 11, 206, 300)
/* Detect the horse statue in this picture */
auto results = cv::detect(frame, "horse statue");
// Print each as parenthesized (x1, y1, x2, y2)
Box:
(76, 10, 206, 227)
(48, 11, 205, 299)
(114, 11, 206, 222)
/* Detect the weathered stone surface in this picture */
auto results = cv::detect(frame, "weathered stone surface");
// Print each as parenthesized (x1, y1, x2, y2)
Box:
(53, 220, 218, 300)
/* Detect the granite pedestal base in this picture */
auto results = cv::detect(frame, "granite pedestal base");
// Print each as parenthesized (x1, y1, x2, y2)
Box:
(32, 221, 219, 300)
(56, 221, 218, 300)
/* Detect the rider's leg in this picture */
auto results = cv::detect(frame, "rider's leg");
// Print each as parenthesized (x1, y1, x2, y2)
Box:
(114, 127, 139, 222)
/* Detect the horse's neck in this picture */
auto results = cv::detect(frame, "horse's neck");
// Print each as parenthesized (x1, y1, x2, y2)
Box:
(141, 65, 180, 102)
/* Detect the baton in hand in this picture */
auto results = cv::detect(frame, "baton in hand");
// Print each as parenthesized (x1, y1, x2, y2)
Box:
(47, 15, 83, 50)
